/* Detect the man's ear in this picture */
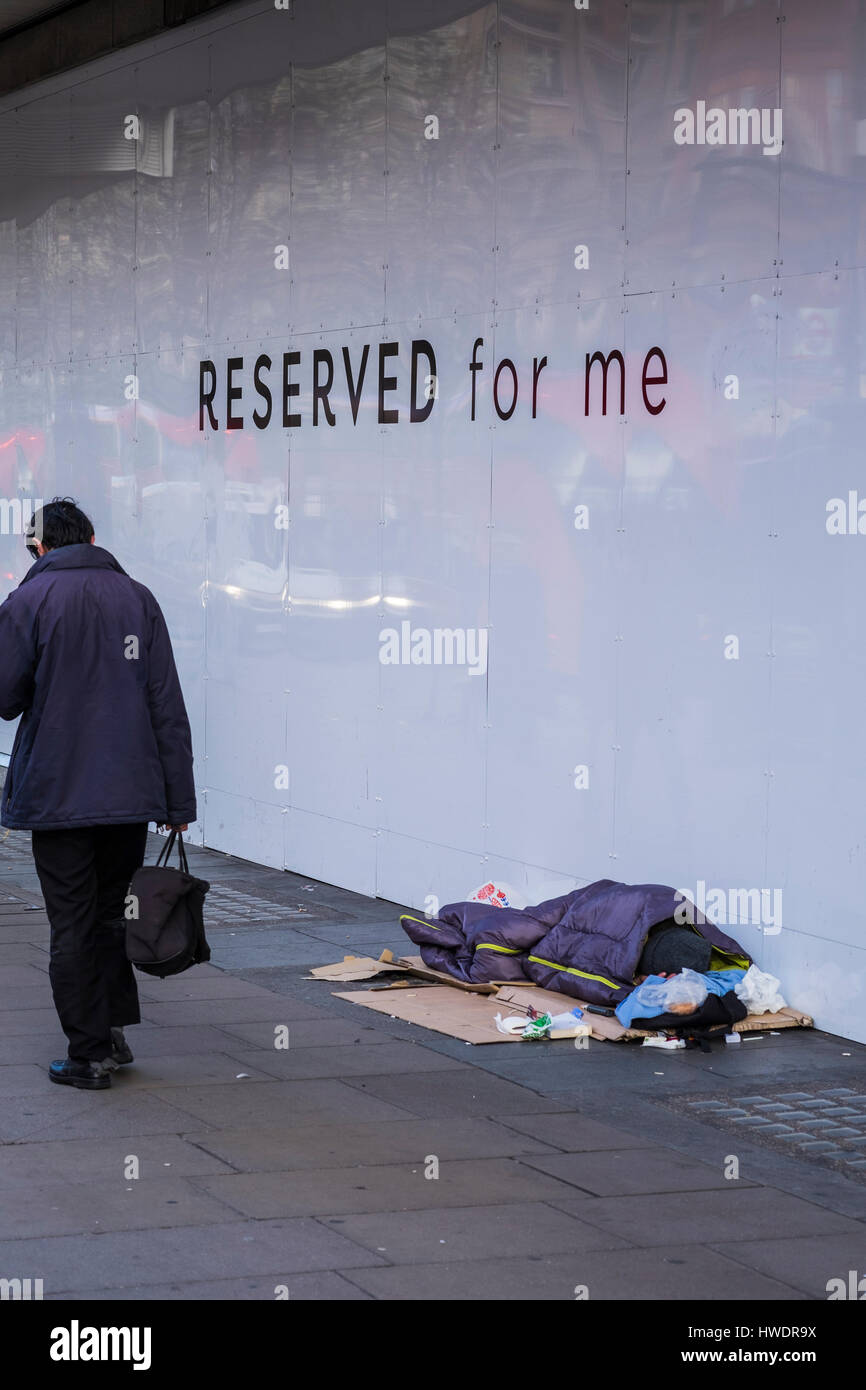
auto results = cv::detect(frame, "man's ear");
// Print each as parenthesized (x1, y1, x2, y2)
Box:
(90, 535, 95, 545)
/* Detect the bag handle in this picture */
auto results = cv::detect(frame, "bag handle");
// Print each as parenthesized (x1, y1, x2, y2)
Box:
(155, 829, 190, 874)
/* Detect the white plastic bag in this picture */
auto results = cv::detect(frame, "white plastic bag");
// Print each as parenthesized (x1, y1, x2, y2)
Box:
(493, 1013, 530, 1035)
(734, 965, 786, 1015)
(637, 967, 709, 1013)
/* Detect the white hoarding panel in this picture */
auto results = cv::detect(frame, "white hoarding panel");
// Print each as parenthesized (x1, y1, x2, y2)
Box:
(0, 0, 862, 1041)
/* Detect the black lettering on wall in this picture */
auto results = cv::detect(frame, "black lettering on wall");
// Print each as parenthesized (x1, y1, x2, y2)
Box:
(199, 360, 218, 430)
(313, 349, 336, 426)
(531, 355, 548, 418)
(282, 351, 300, 428)
(226, 357, 244, 430)
(585, 349, 625, 417)
(378, 342, 399, 424)
(641, 346, 668, 415)
(493, 358, 518, 421)
(410, 339, 437, 423)
(469, 337, 484, 421)
(343, 344, 370, 424)
(253, 354, 273, 430)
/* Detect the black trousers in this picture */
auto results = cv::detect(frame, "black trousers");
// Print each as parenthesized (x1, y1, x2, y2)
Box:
(31, 823, 149, 1063)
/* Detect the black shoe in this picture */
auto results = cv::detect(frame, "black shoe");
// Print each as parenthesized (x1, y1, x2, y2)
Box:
(110, 1027, 134, 1065)
(49, 1059, 112, 1090)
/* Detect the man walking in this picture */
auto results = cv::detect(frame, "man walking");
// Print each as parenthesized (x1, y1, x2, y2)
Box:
(0, 498, 196, 1089)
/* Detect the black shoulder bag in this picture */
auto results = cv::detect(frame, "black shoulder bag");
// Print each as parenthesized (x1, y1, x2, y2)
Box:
(125, 831, 211, 978)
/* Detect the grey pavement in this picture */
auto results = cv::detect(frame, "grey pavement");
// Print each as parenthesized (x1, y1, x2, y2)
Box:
(1, 827, 865, 1301)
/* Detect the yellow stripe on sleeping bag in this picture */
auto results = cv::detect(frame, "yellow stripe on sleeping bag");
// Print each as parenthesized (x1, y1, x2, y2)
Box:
(400, 914, 441, 931)
(709, 947, 751, 970)
(475, 943, 521, 954)
(528, 956, 620, 991)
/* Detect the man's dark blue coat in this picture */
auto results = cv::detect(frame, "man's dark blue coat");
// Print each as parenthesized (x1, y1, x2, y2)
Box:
(0, 543, 196, 830)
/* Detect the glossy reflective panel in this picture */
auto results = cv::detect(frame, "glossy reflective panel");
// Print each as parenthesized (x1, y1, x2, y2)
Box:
(0, 0, 863, 1040)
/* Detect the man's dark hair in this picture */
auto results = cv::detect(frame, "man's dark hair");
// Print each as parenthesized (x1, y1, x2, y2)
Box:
(26, 497, 94, 555)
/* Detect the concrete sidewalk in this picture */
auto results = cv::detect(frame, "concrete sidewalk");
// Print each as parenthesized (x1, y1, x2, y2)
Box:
(1, 829, 864, 1301)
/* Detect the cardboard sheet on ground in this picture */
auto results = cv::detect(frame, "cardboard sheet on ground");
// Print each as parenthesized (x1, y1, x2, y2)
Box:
(329, 963, 814, 1044)
(307, 952, 407, 983)
(309, 950, 497, 990)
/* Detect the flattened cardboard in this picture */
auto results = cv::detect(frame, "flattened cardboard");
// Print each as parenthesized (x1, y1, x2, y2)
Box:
(310, 950, 497, 992)
(308, 952, 406, 982)
(334, 979, 813, 1045)
(333, 985, 523, 1044)
(729, 1006, 813, 1032)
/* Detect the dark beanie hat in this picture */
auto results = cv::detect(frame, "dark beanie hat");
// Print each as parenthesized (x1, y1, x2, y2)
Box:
(638, 921, 712, 977)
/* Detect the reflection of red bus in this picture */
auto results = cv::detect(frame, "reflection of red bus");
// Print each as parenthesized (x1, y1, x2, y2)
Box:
(0, 426, 46, 498)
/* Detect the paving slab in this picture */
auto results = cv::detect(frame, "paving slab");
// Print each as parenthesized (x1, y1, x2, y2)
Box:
(145, 1078, 419, 1128)
(212, 944, 413, 970)
(0, 1089, 218, 1144)
(474, 1054, 725, 1087)
(0, 945, 49, 965)
(319, 1200, 632, 1263)
(0, 875, 46, 896)
(45, 1271, 372, 1300)
(0, 1032, 69, 1062)
(225, 1042, 467, 1081)
(207, 930, 350, 957)
(0, 1008, 70, 1036)
(0, 1063, 54, 1095)
(211, 1018, 394, 1049)
(295, 919, 415, 944)
(466, 1048, 722, 1086)
(495, 1112, 652, 1152)
(340, 1070, 570, 1118)
(105, 1053, 277, 1089)
(519, 1147, 760, 1197)
(139, 998, 331, 1027)
(149, 963, 229, 979)
(0, 1133, 236, 1185)
(196, 1156, 584, 1219)
(709, 1053, 866, 1081)
(710, 1231, 866, 1298)
(538, 1072, 733, 1106)
(134, 975, 281, 1002)
(0, 964, 52, 987)
(183, 1117, 558, 1172)
(0, 986, 57, 1010)
(344, 1245, 809, 1301)
(548, 1186, 864, 1247)
(0, 1217, 386, 1292)
(0, 1177, 239, 1239)
(113, 1024, 260, 1059)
